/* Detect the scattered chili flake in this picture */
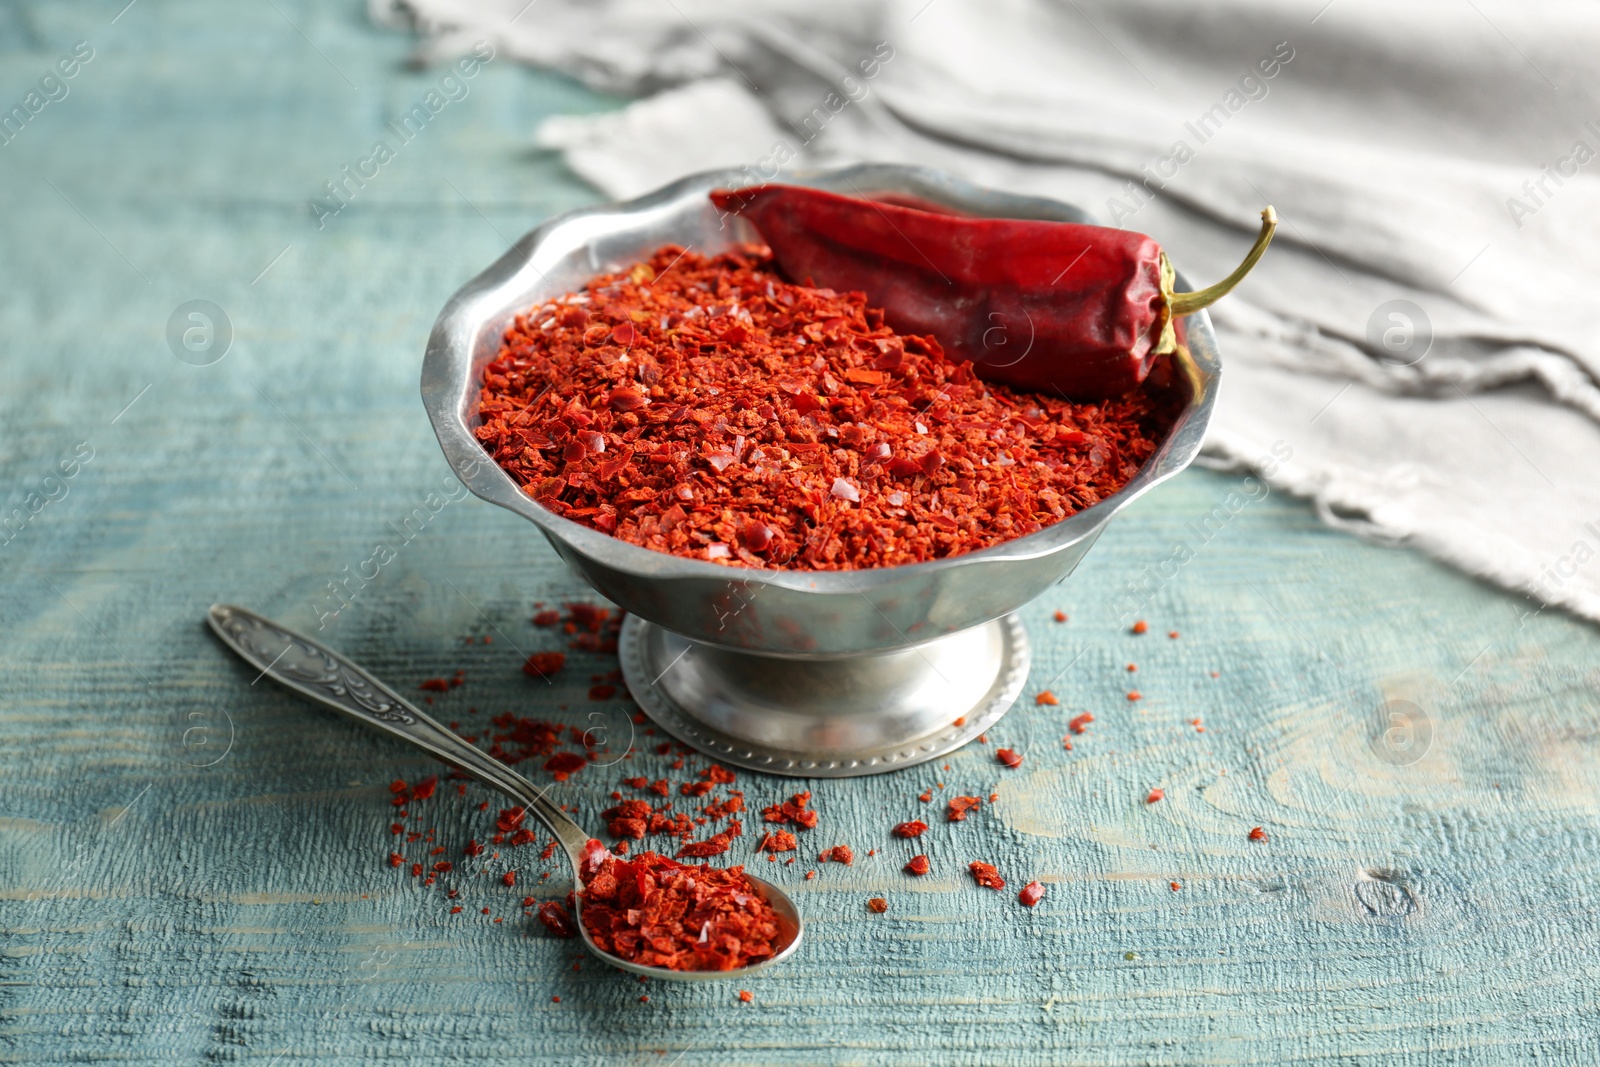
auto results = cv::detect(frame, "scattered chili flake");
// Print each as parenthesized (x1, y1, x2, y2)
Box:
(892, 820, 929, 839)
(538, 900, 577, 938)
(818, 845, 854, 865)
(496, 807, 526, 833)
(577, 840, 784, 971)
(502, 871, 517, 887)
(533, 610, 561, 626)
(1053, 610, 1067, 623)
(544, 751, 588, 780)
(996, 747, 1022, 769)
(463, 839, 485, 857)
(475, 244, 1178, 570)
(676, 828, 738, 858)
(866, 897, 888, 914)
(523, 652, 566, 678)
(1169, 881, 1182, 892)
(1131, 620, 1149, 634)
(1168, 630, 1179, 638)
(947, 796, 982, 822)
(917, 789, 933, 803)
(1018, 880, 1046, 906)
(757, 830, 797, 853)
(1126, 663, 1137, 672)
(1035, 691, 1059, 706)
(1191, 718, 1205, 733)
(1127, 691, 1141, 701)
(739, 990, 753, 1003)
(589, 684, 617, 700)
(761, 791, 818, 829)
(952, 716, 966, 727)
(805, 870, 816, 880)
(419, 678, 451, 693)
(969, 861, 1005, 890)
(905, 855, 931, 876)
(388, 852, 404, 868)
(1146, 788, 1164, 804)
(1248, 826, 1269, 842)
(551, 996, 560, 1003)
(1068, 712, 1094, 735)
(450, 905, 463, 914)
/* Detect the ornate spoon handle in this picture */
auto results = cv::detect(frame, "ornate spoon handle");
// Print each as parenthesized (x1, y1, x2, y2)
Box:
(206, 603, 590, 864)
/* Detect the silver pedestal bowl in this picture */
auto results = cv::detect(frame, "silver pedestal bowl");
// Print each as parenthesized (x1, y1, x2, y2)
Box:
(422, 164, 1220, 778)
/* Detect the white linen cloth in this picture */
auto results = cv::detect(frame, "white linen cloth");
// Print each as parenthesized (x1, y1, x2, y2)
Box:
(374, 0, 1600, 622)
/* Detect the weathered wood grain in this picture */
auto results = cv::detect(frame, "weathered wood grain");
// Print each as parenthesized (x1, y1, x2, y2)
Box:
(2, 2, 1598, 1064)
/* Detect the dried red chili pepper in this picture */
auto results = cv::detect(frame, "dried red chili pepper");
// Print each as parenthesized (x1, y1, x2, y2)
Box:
(892, 820, 928, 839)
(476, 245, 1181, 570)
(905, 855, 931, 876)
(1018, 880, 1045, 906)
(969, 861, 1006, 890)
(710, 185, 1275, 399)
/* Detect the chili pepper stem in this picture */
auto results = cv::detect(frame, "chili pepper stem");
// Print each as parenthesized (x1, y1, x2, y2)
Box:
(1167, 206, 1278, 317)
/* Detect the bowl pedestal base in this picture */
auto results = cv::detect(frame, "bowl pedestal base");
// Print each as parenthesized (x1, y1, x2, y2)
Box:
(618, 614, 1031, 778)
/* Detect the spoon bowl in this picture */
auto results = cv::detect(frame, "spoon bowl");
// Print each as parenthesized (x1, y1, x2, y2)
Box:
(206, 603, 804, 981)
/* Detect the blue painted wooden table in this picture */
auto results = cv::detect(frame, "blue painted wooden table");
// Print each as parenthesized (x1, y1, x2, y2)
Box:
(3, 3, 1598, 1063)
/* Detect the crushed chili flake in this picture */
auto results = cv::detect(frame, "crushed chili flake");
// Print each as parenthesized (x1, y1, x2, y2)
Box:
(1146, 788, 1164, 804)
(818, 845, 854, 865)
(1018, 880, 1046, 906)
(892, 820, 929, 839)
(544, 752, 589, 780)
(1053, 610, 1067, 622)
(1068, 712, 1094, 735)
(757, 830, 797, 852)
(1168, 630, 1179, 638)
(866, 897, 888, 913)
(947, 796, 982, 822)
(905, 855, 931, 876)
(538, 900, 578, 938)
(475, 244, 1178, 570)
(1248, 826, 1269, 842)
(1131, 620, 1149, 634)
(996, 747, 1022, 769)
(969, 861, 1005, 890)
(1127, 691, 1142, 701)
(761, 791, 818, 829)
(918, 789, 933, 803)
(1169, 881, 1182, 891)
(577, 840, 784, 971)
(739, 990, 753, 1003)
(419, 678, 451, 692)
(523, 652, 566, 679)
(1035, 691, 1059, 706)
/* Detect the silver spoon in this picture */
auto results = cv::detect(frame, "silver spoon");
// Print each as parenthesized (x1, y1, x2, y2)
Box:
(206, 603, 804, 981)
